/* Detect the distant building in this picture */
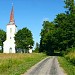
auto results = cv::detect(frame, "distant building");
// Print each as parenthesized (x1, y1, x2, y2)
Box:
(3, 5, 17, 53)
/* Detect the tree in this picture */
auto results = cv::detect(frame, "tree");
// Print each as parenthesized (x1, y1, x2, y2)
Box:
(0, 29, 6, 52)
(39, 0, 75, 55)
(34, 42, 39, 53)
(54, 10, 75, 49)
(64, 0, 75, 14)
(40, 21, 56, 55)
(15, 27, 34, 53)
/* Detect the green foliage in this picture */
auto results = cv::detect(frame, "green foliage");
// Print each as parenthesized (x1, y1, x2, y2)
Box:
(54, 13, 75, 50)
(0, 50, 2, 53)
(40, 1, 75, 55)
(40, 21, 56, 55)
(65, 48, 75, 65)
(34, 42, 40, 53)
(64, 0, 75, 14)
(58, 57, 75, 75)
(15, 27, 34, 53)
(0, 53, 47, 75)
(0, 29, 6, 52)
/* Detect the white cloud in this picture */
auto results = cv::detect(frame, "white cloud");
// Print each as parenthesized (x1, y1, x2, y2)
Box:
(43, 18, 49, 21)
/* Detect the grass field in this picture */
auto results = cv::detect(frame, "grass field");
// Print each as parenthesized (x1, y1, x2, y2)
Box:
(58, 53, 75, 75)
(0, 53, 47, 75)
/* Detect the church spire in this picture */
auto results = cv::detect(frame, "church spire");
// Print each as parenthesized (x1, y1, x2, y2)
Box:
(10, 3, 15, 23)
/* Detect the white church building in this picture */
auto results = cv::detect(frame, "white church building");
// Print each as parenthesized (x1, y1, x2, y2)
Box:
(3, 5, 17, 53)
(3, 5, 32, 53)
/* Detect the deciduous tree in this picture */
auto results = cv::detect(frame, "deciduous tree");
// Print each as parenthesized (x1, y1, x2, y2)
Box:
(15, 27, 34, 53)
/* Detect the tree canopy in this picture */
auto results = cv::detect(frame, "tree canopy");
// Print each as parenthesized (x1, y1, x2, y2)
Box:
(64, 0, 75, 14)
(15, 27, 34, 53)
(39, 0, 75, 55)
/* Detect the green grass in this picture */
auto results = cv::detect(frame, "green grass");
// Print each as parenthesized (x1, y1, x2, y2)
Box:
(0, 53, 47, 75)
(65, 51, 75, 65)
(58, 48, 75, 75)
(58, 56, 75, 75)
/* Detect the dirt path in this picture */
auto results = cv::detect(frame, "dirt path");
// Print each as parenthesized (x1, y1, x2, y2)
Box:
(22, 56, 67, 75)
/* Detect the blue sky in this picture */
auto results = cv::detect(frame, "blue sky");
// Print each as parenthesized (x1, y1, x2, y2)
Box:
(0, 0, 66, 48)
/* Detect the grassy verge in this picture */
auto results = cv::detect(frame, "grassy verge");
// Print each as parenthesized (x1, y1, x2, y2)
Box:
(0, 53, 47, 75)
(65, 51, 75, 65)
(58, 56, 75, 75)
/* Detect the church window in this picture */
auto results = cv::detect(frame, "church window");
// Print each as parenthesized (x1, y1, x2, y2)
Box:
(10, 28, 12, 33)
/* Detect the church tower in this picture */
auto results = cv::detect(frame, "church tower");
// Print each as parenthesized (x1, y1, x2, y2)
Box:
(3, 4, 17, 53)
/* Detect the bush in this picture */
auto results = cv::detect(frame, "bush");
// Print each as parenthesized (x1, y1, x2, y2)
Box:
(0, 50, 2, 53)
(65, 51, 75, 65)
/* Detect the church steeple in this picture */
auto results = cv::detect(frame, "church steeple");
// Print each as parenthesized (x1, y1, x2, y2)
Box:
(9, 3, 15, 24)
(10, 6, 14, 22)
(3, 2, 17, 53)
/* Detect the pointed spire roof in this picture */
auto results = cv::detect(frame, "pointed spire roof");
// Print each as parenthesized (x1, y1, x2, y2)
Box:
(10, 5, 14, 22)
(9, 2, 15, 25)
(8, 2, 17, 26)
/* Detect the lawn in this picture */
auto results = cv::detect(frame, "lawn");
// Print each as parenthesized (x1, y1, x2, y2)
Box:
(0, 53, 47, 75)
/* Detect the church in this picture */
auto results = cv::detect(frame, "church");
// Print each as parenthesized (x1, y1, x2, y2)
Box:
(3, 4, 33, 53)
(3, 5, 17, 53)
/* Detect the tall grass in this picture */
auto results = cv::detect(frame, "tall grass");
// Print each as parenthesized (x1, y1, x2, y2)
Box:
(58, 57, 75, 75)
(65, 51, 75, 65)
(58, 48, 75, 75)
(0, 53, 47, 75)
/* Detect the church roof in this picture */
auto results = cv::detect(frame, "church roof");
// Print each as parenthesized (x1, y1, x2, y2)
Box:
(8, 3, 16, 25)
(10, 5, 14, 22)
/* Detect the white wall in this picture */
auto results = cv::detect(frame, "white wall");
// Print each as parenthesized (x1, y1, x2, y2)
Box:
(3, 23, 17, 53)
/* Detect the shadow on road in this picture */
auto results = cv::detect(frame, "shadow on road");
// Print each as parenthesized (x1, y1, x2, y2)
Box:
(49, 53, 61, 56)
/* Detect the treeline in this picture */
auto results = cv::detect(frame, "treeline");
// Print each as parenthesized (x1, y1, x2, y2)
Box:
(39, 0, 75, 55)
(0, 27, 34, 53)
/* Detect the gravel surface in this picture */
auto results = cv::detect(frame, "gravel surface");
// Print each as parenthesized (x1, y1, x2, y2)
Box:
(22, 56, 67, 75)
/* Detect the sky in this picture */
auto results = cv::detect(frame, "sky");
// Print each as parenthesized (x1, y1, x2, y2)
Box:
(0, 0, 66, 48)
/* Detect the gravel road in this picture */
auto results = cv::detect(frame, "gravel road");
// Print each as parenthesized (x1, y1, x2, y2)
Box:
(22, 56, 67, 75)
